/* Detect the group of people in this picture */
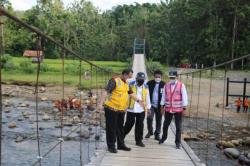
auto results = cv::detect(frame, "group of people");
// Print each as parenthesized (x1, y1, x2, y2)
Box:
(235, 97, 249, 113)
(98, 68, 188, 153)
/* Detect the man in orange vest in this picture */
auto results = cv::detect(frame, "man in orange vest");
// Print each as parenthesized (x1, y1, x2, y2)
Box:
(159, 70, 188, 149)
(235, 97, 242, 113)
(98, 69, 145, 153)
(243, 97, 249, 113)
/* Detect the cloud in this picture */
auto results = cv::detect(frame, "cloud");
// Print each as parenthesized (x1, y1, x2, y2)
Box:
(9, 0, 36, 11)
(10, 0, 162, 11)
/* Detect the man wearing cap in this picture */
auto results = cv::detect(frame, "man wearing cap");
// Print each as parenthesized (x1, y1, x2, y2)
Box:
(145, 70, 165, 141)
(159, 70, 188, 149)
(123, 72, 151, 147)
(98, 69, 145, 153)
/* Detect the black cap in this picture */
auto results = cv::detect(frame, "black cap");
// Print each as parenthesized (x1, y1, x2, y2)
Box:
(136, 72, 146, 79)
(168, 70, 177, 78)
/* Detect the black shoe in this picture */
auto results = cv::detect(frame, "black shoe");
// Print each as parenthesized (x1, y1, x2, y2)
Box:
(176, 144, 181, 149)
(159, 139, 165, 144)
(154, 135, 160, 141)
(136, 142, 145, 147)
(118, 145, 131, 151)
(108, 148, 117, 153)
(145, 132, 153, 138)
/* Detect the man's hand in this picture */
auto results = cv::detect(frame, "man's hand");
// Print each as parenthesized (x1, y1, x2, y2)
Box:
(160, 106, 165, 115)
(138, 100, 145, 108)
(147, 109, 151, 116)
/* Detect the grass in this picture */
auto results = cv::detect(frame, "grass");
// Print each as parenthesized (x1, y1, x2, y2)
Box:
(3, 57, 128, 88)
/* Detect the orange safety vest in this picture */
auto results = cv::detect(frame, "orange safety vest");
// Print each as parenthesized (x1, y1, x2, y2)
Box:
(164, 81, 183, 113)
(244, 99, 249, 107)
(235, 99, 241, 107)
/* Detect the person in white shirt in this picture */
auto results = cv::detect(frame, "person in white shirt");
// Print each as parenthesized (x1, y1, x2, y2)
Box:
(159, 70, 188, 149)
(123, 72, 151, 147)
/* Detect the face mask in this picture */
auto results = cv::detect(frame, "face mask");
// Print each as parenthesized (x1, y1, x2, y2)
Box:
(155, 78, 161, 83)
(137, 79, 144, 86)
(170, 79, 176, 84)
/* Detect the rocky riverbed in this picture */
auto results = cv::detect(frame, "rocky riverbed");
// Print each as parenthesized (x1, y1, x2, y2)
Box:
(182, 117, 250, 166)
(2, 97, 105, 166)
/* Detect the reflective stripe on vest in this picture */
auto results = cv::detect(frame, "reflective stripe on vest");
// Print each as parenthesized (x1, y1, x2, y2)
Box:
(165, 81, 183, 112)
(104, 77, 129, 111)
(128, 84, 147, 110)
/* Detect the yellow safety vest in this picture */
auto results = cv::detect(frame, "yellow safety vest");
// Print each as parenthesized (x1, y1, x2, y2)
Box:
(104, 77, 129, 111)
(128, 83, 148, 111)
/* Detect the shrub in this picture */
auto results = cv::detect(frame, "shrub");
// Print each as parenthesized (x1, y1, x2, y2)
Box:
(19, 60, 35, 74)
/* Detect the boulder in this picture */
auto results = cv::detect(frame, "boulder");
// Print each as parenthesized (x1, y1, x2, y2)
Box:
(238, 154, 250, 165)
(42, 114, 50, 121)
(231, 139, 241, 146)
(4, 109, 11, 113)
(217, 141, 235, 149)
(243, 137, 250, 146)
(8, 121, 17, 128)
(224, 148, 240, 159)
(15, 136, 24, 143)
(80, 130, 90, 139)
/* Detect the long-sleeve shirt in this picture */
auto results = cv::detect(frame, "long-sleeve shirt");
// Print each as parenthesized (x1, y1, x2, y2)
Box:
(160, 81, 188, 108)
(151, 83, 160, 108)
(127, 85, 151, 113)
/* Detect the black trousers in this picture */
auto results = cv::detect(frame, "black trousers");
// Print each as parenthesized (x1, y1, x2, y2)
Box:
(237, 106, 241, 113)
(124, 112, 145, 143)
(161, 112, 182, 145)
(104, 107, 125, 149)
(243, 106, 248, 112)
(146, 106, 162, 136)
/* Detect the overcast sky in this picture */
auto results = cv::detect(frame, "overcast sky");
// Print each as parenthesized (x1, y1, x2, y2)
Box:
(9, 0, 162, 11)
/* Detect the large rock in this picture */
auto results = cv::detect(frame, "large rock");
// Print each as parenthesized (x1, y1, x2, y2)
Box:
(80, 130, 90, 139)
(238, 154, 250, 165)
(42, 114, 50, 121)
(224, 148, 240, 159)
(217, 141, 235, 149)
(243, 137, 250, 146)
(182, 132, 201, 141)
(15, 136, 24, 143)
(231, 139, 242, 146)
(8, 121, 17, 128)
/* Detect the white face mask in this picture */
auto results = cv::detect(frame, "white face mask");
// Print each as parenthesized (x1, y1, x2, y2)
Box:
(170, 79, 176, 84)
(155, 78, 161, 83)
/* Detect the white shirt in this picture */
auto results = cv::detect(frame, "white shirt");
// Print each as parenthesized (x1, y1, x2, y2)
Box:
(127, 84, 151, 113)
(160, 81, 188, 107)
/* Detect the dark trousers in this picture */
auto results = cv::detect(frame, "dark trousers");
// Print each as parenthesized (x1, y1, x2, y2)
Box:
(161, 112, 182, 145)
(243, 106, 248, 112)
(147, 106, 162, 136)
(124, 112, 145, 143)
(237, 106, 241, 113)
(104, 107, 125, 149)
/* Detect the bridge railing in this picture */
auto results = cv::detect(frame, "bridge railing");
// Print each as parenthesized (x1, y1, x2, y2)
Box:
(179, 54, 250, 166)
(0, 7, 115, 166)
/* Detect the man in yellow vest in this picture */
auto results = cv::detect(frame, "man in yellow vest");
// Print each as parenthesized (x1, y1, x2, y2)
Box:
(98, 69, 144, 153)
(123, 72, 151, 147)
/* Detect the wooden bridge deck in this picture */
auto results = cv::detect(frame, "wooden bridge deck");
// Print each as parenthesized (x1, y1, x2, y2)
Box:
(86, 123, 202, 166)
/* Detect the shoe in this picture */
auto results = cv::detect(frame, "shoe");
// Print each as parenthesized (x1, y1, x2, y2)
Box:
(118, 145, 131, 151)
(176, 144, 181, 149)
(136, 142, 145, 147)
(145, 132, 153, 138)
(108, 148, 117, 153)
(159, 139, 165, 144)
(154, 135, 160, 141)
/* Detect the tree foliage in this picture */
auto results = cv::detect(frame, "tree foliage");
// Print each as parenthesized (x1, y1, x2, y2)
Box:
(3, 0, 250, 67)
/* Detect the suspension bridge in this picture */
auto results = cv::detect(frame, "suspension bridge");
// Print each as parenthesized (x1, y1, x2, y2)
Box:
(0, 7, 250, 166)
